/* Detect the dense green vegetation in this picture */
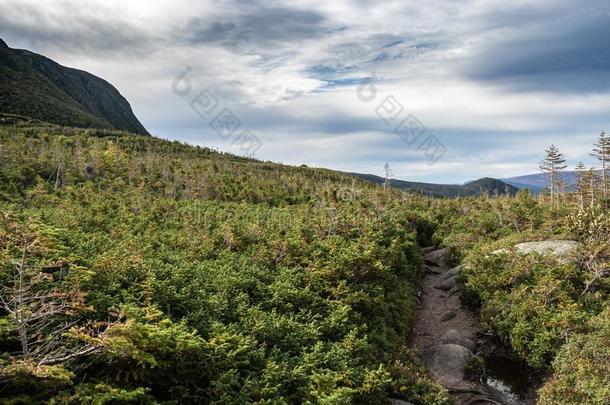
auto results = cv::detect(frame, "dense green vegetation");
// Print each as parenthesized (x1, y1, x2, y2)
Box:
(0, 39, 149, 135)
(0, 122, 448, 403)
(1, 121, 608, 404)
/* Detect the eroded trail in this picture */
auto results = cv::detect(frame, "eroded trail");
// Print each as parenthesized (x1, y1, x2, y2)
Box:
(411, 247, 531, 405)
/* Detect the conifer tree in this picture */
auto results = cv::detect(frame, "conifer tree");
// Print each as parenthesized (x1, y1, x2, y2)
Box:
(539, 144, 567, 206)
(577, 166, 599, 209)
(591, 130, 609, 200)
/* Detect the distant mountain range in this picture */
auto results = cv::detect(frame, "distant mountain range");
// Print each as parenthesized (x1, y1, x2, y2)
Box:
(502, 171, 591, 194)
(350, 173, 519, 197)
(0, 38, 148, 135)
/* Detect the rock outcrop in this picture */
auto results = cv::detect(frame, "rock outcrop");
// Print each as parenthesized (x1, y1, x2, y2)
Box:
(514, 240, 578, 257)
(491, 240, 578, 263)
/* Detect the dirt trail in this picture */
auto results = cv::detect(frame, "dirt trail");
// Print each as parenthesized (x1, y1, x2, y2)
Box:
(411, 248, 528, 405)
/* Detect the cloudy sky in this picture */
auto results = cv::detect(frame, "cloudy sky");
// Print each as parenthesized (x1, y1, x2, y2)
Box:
(2, 0, 609, 183)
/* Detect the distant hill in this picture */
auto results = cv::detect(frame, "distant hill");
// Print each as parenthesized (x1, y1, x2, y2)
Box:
(349, 173, 519, 197)
(0, 38, 148, 135)
(502, 171, 589, 194)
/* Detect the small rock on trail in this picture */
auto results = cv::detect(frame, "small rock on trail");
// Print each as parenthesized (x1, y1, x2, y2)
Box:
(421, 246, 437, 254)
(440, 329, 476, 351)
(443, 265, 464, 279)
(434, 277, 457, 291)
(422, 343, 473, 386)
(424, 247, 449, 267)
(440, 311, 457, 322)
(388, 399, 415, 405)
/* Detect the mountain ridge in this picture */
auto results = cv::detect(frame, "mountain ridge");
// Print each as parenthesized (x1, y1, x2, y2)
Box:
(349, 172, 519, 197)
(502, 170, 592, 193)
(0, 38, 149, 135)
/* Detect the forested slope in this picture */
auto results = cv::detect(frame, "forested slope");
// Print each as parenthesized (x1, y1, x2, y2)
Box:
(0, 122, 449, 403)
(2, 121, 607, 404)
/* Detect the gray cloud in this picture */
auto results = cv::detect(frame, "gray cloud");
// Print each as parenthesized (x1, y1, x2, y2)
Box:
(462, 2, 610, 92)
(183, 4, 329, 49)
(0, 1, 155, 55)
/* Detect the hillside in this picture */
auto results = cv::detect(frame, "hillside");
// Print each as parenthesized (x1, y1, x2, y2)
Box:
(0, 38, 149, 135)
(0, 122, 608, 404)
(0, 121, 450, 403)
(350, 172, 519, 197)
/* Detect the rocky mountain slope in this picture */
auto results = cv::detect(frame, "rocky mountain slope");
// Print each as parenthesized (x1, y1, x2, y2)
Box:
(0, 38, 148, 135)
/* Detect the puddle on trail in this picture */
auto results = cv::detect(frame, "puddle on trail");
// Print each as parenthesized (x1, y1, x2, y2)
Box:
(482, 353, 536, 404)
(484, 355, 535, 404)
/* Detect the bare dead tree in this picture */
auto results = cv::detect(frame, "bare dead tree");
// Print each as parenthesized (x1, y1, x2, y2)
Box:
(581, 245, 610, 297)
(383, 162, 393, 193)
(0, 228, 116, 367)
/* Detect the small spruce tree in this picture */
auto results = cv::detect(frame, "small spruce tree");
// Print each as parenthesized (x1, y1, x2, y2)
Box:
(539, 144, 567, 206)
(591, 130, 610, 208)
(585, 167, 598, 207)
(575, 161, 587, 209)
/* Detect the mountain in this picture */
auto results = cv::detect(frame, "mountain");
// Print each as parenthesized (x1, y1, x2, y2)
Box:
(349, 173, 519, 197)
(502, 171, 587, 193)
(0, 38, 149, 135)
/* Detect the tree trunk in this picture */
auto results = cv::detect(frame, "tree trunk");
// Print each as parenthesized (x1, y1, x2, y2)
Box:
(16, 244, 29, 356)
(550, 169, 555, 206)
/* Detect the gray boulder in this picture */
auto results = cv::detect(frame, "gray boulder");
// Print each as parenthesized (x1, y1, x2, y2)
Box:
(434, 277, 457, 291)
(443, 265, 464, 280)
(425, 265, 442, 275)
(491, 240, 578, 263)
(424, 248, 449, 267)
(440, 329, 476, 351)
(388, 400, 415, 405)
(423, 344, 473, 386)
(448, 286, 462, 296)
(515, 240, 578, 257)
(440, 311, 457, 322)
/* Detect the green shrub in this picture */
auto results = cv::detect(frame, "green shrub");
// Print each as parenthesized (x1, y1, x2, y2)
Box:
(466, 248, 589, 368)
(539, 308, 610, 405)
